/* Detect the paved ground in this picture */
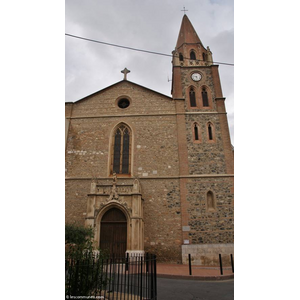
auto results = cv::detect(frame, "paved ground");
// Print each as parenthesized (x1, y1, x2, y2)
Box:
(157, 277, 234, 300)
(156, 263, 233, 279)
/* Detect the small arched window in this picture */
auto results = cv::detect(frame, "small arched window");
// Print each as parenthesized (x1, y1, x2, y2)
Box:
(193, 123, 201, 142)
(111, 124, 131, 175)
(207, 123, 214, 141)
(194, 124, 199, 140)
(207, 191, 216, 211)
(202, 87, 209, 107)
(179, 53, 184, 61)
(202, 53, 206, 61)
(190, 50, 196, 60)
(189, 87, 196, 107)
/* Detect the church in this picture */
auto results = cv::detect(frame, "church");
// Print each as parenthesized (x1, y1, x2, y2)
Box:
(65, 14, 234, 265)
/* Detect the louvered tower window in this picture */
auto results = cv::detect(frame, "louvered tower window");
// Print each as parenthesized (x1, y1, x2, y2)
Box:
(190, 50, 196, 60)
(189, 88, 196, 107)
(111, 124, 131, 175)
(202, 87, 209, 107)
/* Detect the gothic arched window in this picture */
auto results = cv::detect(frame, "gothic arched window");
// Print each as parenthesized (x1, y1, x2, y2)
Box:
(190, 50, 196, 60)
(179, 53, 184, 61)
(111, 124, 131, 175)
(202, 87, 209, 107)
(202, 53, 206, 62)
(189, 87, 196, 107)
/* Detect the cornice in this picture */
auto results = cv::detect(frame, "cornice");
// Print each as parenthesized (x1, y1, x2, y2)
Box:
(65, 174, 234, 180)
(65, 111, 227, 119)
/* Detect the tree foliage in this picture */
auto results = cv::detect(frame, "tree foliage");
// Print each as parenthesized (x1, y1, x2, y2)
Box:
(65, 223, 108, 297)
(65, 223, 94, 247)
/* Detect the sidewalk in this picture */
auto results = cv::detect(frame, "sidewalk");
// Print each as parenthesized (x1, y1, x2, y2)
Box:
(156, 263, 234, 281)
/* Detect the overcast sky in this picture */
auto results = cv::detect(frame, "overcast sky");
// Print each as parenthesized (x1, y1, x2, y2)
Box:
(65, 0, 234, 144)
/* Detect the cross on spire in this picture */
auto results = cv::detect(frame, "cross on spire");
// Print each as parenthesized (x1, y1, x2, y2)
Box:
(121, 67, 131, 80)
(181, 6, 188, 15)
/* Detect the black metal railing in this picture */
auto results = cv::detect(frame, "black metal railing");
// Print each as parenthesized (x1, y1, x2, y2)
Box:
(65, 252, 157, 300)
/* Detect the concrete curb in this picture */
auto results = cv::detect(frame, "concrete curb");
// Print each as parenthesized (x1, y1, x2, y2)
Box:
(157, 273, 234, 281)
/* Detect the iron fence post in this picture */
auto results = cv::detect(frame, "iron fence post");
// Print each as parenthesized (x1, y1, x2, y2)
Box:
(188, 254, 192, 275)
(154, 254, 157, 298)
(140, 256, 143, 299)
(219, 254, 223, 275)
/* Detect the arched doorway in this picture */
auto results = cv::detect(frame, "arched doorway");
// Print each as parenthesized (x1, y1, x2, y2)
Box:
(100, 207, 127, 257)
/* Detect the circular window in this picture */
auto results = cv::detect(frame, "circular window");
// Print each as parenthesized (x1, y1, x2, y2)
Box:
(118, 98, 130, 109)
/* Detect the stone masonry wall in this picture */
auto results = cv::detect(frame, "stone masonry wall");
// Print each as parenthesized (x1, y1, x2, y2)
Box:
(65, 115, 179, 178)
(65, 179, 90, 225)
(65, 81, 179, 179)
(141, 178, 182, 263)
(185, 114, 227, 175)
(70, 81, 175, 118)
(185, 177, 234, 244)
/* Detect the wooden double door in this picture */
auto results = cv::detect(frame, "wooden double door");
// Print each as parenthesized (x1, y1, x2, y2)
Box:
(100, 208, 127, 257)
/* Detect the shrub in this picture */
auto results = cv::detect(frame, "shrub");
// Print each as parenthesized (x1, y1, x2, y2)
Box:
(65, 223, 108, 297)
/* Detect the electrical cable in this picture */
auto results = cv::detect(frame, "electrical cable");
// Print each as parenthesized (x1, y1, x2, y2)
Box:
(65, 33, 234, 66)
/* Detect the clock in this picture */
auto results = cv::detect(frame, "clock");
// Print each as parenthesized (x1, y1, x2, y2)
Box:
(191, 73, 202, 82)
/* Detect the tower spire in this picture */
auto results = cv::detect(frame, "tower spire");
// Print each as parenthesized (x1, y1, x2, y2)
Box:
(175, 14, 203, 49)
(171, 15, 213, 97)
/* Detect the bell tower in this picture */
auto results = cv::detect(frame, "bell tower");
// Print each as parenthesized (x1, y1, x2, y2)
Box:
(172, 14, 234, 264)
(172, 14, 213, 101)
(171, 13, 233, 173)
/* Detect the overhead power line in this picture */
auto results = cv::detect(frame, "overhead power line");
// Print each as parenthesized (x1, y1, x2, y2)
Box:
(65, 33, 234, 67)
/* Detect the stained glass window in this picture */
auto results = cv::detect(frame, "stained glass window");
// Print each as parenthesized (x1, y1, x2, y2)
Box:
(113, 129, 121, 174)
(112, 124, 131, 175)
(122, 128, 130, 174)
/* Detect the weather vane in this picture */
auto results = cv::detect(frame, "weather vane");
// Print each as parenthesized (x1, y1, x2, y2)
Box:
(181, 6, 188, 15)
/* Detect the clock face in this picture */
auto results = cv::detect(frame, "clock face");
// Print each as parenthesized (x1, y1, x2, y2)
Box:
(191, 73, 202, 81)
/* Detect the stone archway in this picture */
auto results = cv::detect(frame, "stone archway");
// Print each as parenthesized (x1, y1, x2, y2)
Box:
(85, 177, 144, 257)
(100, 207, 127, 257)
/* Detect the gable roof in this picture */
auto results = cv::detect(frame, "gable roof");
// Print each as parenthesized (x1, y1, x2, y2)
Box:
(66, 80, 173, 104)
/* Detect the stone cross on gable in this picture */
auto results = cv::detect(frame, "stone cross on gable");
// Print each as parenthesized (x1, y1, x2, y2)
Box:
(121, 68, 131, 80)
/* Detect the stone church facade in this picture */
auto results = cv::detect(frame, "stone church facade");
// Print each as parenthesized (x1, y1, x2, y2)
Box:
(65, 15, 234, 265)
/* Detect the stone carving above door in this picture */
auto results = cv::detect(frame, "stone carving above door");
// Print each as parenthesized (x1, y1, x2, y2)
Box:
(85, 175, 144, 256)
